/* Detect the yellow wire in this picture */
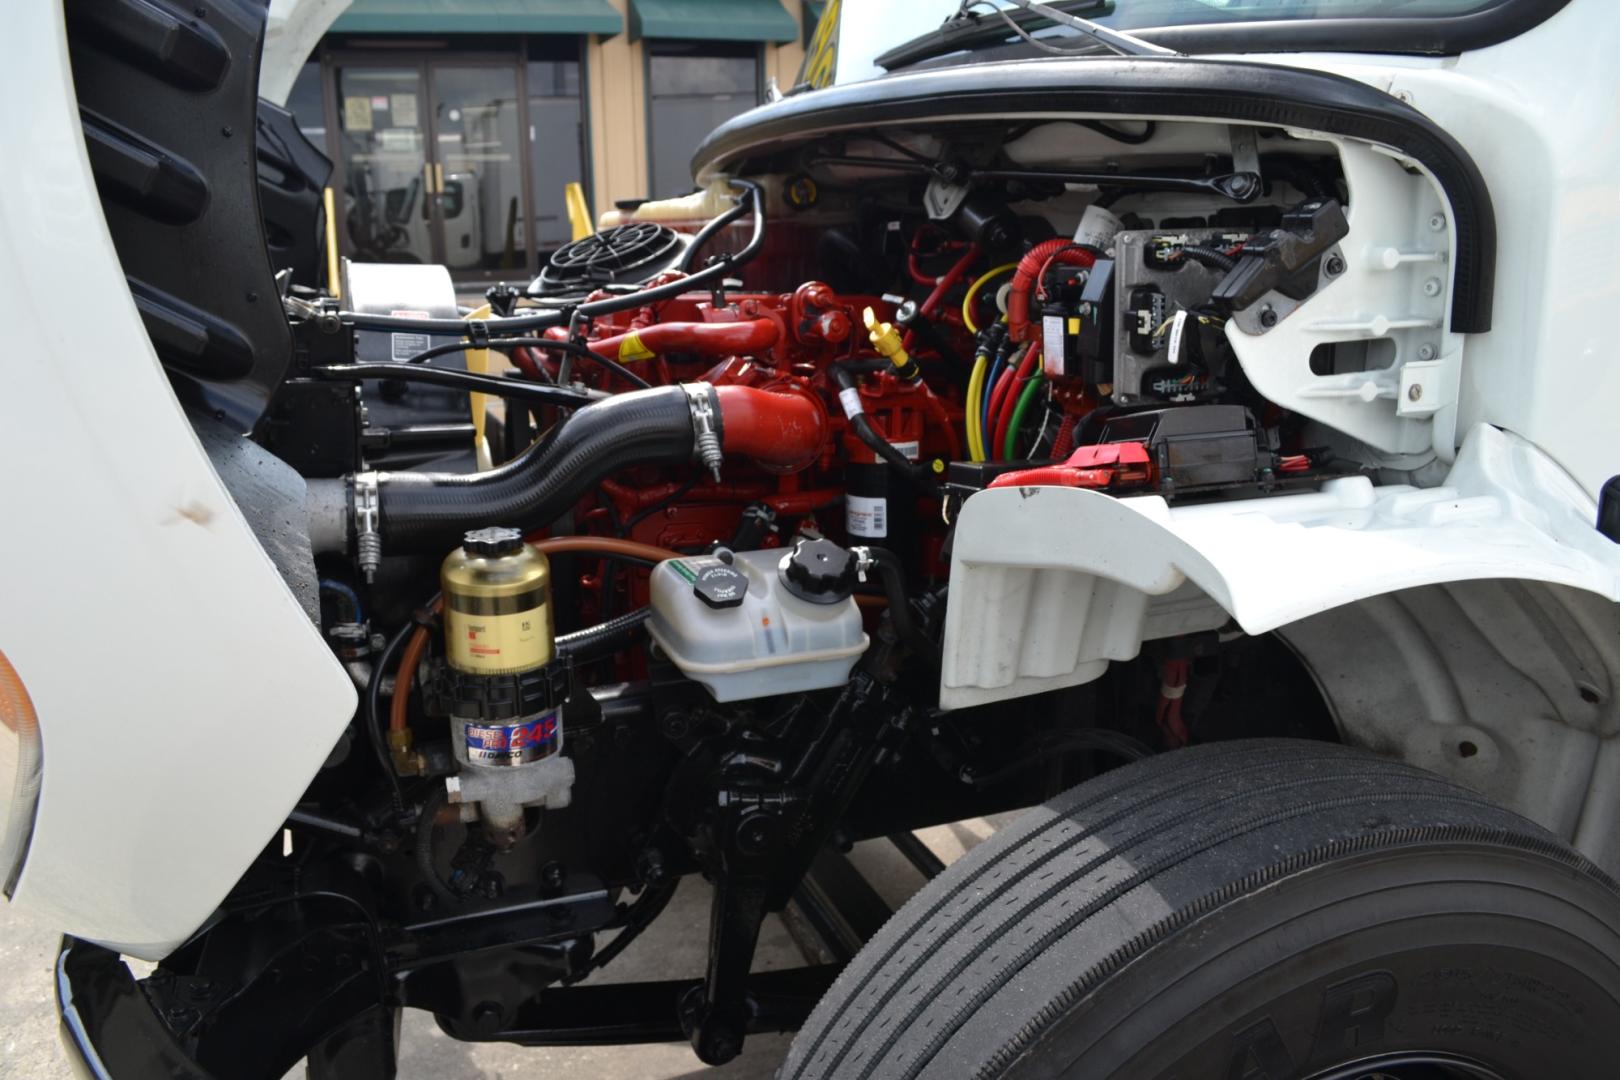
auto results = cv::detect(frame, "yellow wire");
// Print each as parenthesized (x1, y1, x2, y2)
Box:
(965, 351, 989, 462)
(961, 262, 1019, 335)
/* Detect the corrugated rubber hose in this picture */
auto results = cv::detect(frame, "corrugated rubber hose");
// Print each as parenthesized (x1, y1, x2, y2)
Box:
(377, 384, 705, 553)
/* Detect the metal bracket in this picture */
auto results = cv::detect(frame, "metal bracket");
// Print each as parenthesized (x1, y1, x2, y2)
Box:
(923, 176, 971, 221)
(1229, 125, 1261, 180)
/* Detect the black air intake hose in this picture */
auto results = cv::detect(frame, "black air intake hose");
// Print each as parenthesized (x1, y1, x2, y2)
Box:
(378, 384, 705, 553)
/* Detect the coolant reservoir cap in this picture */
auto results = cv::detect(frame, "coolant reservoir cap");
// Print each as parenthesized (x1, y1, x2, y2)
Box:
(463, 526, 524, 558)
(669, 554, 749, 609)
(780, 536, 857, 605)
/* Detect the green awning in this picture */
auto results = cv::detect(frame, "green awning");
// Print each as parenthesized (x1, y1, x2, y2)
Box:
(629, 0, 798, 43)
(331, 0, 623, 35)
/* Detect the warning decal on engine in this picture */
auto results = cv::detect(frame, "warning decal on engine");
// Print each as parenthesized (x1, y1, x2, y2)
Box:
(846, 493, 886, 537)
(389, 309, 431, 361)
(618, 332, 655, 362)
(464, 708, 560, 766)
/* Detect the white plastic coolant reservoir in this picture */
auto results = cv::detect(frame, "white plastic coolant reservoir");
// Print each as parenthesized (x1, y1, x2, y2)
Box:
(646, 548, 869, 702)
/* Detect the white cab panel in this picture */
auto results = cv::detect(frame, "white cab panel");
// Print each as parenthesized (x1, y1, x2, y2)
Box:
(0, 4, 355, 958)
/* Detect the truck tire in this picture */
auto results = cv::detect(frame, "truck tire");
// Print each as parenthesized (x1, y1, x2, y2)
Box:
(780, 739, 1620, 1079)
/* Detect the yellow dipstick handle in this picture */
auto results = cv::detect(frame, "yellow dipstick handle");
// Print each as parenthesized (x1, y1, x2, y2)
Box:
(864, 306, 918, 381)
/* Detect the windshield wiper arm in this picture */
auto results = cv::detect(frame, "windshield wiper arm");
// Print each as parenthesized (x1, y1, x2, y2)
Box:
(876, 0, 1110, 72)
(1001, 0, 1179, 57)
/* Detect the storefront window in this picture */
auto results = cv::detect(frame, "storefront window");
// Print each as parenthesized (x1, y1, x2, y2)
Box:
(433, 65, 527, 273)
(527, 56, 585, 253)
(647, 43, 760, 199)
(335, 66, 434, 265)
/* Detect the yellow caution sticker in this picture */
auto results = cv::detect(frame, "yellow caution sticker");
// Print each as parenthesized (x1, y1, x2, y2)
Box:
(618, 332, 655, 362)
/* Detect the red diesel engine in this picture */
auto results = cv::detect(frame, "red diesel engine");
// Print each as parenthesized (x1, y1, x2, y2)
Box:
(513, 279, 963, 621)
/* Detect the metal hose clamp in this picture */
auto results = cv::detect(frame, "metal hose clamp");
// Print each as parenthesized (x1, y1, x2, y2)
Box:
(682, 383, 723, 483)
(352, 471, 382, 583)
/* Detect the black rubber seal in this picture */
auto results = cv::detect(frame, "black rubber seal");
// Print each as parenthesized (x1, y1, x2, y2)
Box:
(695, 57, 1495, 333)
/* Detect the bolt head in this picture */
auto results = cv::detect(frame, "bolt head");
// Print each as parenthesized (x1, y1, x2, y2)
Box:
(1429, 213, 1447, 232)
(1417, 343, 1438, 361)
(1408, 383, 1424, 402)
(472, 1003, 505, 1036)
(1258, 307, 1279, 329)
(1423, 277, 1442, 297)
(1324, 255, 1346, 277)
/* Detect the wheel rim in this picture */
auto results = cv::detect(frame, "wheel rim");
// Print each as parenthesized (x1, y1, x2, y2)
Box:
(1303, 1051, 1510, 1080)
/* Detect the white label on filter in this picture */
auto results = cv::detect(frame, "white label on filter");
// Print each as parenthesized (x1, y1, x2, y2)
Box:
(838, 387, 865, 418)
(1042, 314, 1067, 378)
(891, 440, 921, 461)
(846, 493, 887, 537)
(1073, 204, 1123, 251)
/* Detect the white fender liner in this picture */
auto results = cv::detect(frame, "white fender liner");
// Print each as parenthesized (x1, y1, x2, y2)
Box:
(941, 423, 1620, 709)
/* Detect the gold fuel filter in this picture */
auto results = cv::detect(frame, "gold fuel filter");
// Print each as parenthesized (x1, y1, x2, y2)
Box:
(441, 527, 554, 675)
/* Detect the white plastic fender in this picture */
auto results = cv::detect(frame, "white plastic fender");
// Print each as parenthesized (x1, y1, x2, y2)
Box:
(940, 422, 1620, 710)
(0, 3, 356, 957)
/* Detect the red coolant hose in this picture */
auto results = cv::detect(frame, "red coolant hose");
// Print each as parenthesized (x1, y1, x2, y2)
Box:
(1006, 239, 1095, 342)
(713, 384, 828, 472)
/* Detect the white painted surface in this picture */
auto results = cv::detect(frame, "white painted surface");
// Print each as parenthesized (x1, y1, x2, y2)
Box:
(261, 0, 352, 105)
(1237, 1, 1620, 498)
(942, 423, 1620, 709)
(0, 3, 356, 957)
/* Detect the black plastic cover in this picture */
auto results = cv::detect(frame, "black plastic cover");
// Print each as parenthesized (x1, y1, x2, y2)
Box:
(257, 99, 333, 291)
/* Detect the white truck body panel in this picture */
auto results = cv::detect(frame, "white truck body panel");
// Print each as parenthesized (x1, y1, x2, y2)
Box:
(0, 2, 356, 958)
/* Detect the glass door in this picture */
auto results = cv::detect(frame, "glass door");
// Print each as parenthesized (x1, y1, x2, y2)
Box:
(332, 63, 438, 265)
(429, 63, 530, 278)
(330, 57, 534, 278)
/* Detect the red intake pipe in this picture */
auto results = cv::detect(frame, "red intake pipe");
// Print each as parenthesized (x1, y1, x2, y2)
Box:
(584, 319, 780, 360)
(714, 384, 827, 473)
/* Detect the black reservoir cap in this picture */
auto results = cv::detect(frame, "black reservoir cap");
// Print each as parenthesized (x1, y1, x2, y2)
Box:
(670, 554, 749, 609)
(463, 526, 525, 558)
(780, 535, 857, 604)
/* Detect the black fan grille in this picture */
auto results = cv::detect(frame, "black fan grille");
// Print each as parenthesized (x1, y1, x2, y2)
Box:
(543, 222, 684, 285)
